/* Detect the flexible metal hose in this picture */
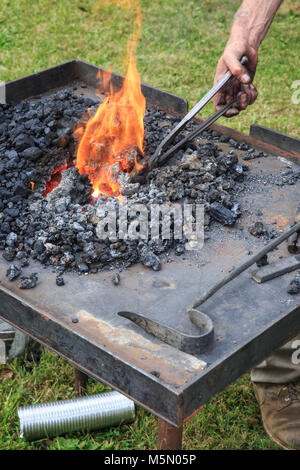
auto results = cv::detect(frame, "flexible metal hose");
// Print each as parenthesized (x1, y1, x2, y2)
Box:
(18, 391, 135, 441)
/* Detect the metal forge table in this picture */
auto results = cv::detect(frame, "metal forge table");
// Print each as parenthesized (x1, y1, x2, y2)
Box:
(1, 61, 300, 449)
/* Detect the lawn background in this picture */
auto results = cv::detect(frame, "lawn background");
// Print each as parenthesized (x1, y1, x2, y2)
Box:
(0, 0, 299, 450)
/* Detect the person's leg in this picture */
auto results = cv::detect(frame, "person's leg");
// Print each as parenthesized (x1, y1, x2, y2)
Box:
(251, 337, 300, 384)
(0, 319, 29, 363)
(251, 336, 300, 449)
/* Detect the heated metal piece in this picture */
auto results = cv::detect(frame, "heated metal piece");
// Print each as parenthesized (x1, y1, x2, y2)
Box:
(251, 255, 300, 284)
(151, 56, 248, 167)
(118, 310, 213, 355)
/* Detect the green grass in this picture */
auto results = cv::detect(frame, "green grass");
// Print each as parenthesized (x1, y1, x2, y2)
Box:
(0, 0, 299, 450)
(0, 348, 280, 450)
(0, 0, 299, 136)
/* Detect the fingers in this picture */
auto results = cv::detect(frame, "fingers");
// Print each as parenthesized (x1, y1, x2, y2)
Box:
(213, 50, 258, 115)
(237, 91, 248, 110)
(214, 57, 228, 86)
(213, 92, 226, 113)
(244, 48, 258, 76)
(224, 106, 239, 117)
(214, 83, 258, 116)
(222, 52, 251, 83)
(214, 93, 240, 117)
(248, 83, 258, 104)
(236, 84, 258, 110)
(215, 105, 239, 118)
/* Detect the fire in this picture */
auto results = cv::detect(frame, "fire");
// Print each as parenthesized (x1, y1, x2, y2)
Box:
(75, 1, 146, 198)
(92, 189, 100, 198)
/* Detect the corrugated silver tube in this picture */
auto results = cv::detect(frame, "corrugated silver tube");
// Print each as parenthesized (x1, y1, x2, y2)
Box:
(18, 391, 135, 440)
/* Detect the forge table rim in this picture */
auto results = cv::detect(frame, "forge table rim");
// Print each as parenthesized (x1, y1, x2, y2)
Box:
(1, 275, 300, 427)
(1, 60, 300, 427)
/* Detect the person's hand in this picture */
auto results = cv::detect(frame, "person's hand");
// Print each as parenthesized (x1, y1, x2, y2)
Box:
(213, 39, 258, 117)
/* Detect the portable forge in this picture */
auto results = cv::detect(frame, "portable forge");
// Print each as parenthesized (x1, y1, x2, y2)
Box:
(0, 60, 300, 449)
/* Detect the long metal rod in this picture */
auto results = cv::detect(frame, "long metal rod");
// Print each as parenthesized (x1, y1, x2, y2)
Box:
(191, 222, 300, 311)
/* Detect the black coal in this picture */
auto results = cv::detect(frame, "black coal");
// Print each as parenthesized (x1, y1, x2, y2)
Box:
(0, 86, 289, 287)
(287, 271, 300, 295)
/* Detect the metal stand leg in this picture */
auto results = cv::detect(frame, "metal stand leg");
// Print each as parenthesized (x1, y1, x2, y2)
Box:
(74, 368, 88, 395)
(157, 419, 183, 450)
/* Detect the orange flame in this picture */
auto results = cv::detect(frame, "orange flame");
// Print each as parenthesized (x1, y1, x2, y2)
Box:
(75, 1, 145, 198)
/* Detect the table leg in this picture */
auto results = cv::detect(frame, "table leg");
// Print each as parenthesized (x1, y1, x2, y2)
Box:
(74, 367, 88, 395)
(157, 418, 183, 450)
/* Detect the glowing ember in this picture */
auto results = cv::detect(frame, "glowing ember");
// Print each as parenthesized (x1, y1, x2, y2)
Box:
(75, 1, 146, 198)
(42, 164, 67, 197)
(30, 181, 35, 191)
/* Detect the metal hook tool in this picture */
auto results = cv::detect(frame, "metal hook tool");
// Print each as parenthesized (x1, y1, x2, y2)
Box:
(118, 310, 213, 355)
(117, 222, 300, 355)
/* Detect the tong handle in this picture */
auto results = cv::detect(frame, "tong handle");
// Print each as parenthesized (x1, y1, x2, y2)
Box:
(153, 56, 249, 161)
(154, 99, 236, 167)
(212, 55, 248, 97)
(184, 55, 248, 125)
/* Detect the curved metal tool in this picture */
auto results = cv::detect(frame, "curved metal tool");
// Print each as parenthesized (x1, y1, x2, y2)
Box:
(118, 222, 300, 355)
(118, 310, 214, 355)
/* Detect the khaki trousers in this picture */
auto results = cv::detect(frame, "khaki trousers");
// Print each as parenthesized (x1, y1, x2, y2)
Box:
(251, 335, 300, 383)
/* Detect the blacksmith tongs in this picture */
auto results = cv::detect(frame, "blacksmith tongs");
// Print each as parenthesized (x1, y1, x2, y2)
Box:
(151, 56, 248, 168)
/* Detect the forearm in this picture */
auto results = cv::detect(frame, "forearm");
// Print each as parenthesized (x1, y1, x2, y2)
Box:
(230, 0, 283, 50)
(213, 1, 282, 115)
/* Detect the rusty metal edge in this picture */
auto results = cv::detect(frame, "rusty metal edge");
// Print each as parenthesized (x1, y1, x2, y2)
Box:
(196, 118, 300, 162)
(5, 59, 299, 162)
(0, 283, 184, 426)
(5, 59, 188, 116)
(250, 124, 300, 155)
(74, 59, 189, 115)
(5, 61, 77, 103)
